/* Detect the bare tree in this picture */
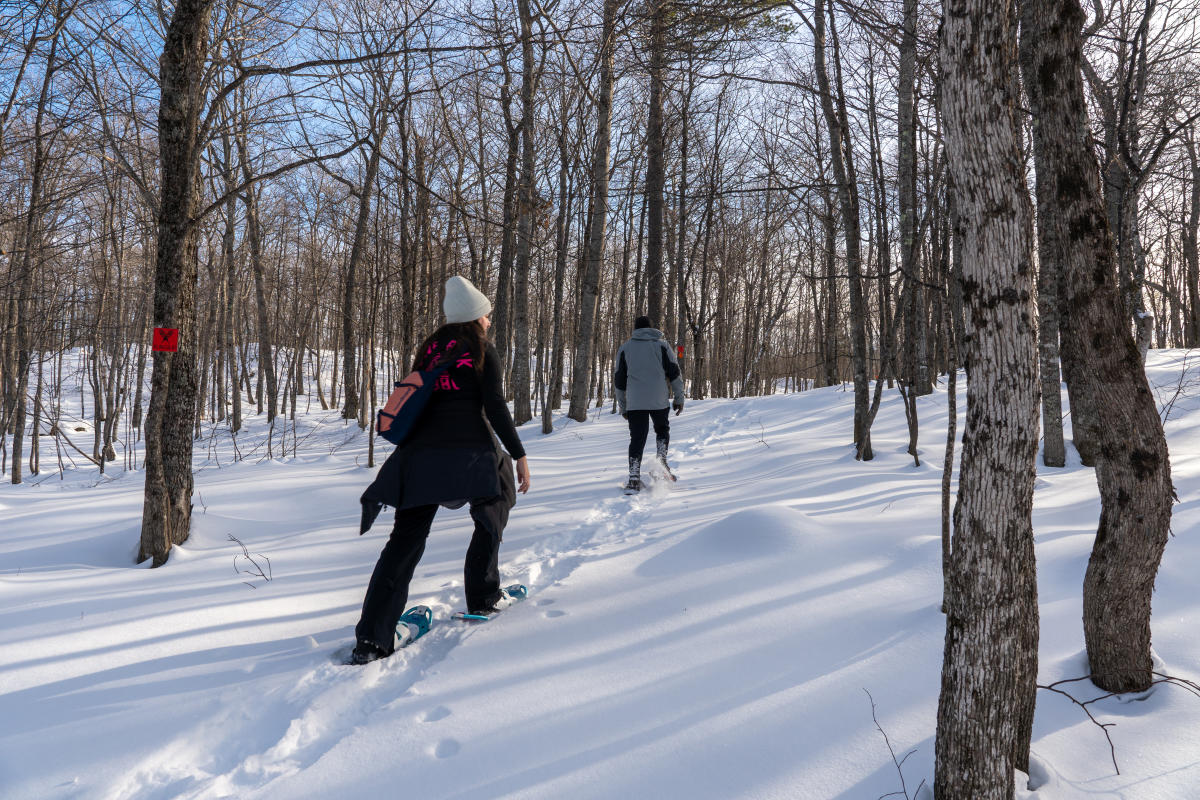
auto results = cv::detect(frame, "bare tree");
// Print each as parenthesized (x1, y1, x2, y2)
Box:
(138, 0, 219, 564)
(934, 0, 1041, 795)
(8, 0, 72, 485)
(1021, 0, 1176, 694)
(806, 0, 872, 458)
(568, 0, 620, 422)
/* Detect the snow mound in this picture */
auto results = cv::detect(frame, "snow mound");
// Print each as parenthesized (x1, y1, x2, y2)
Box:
(638, 504, 810, 576)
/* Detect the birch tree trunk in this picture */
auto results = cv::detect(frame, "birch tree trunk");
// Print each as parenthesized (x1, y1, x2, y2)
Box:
(1020, 0, 1175, 694)
(934, 0, 1040, 793)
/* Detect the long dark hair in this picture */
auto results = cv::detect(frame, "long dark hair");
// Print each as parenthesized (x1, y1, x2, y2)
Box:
(413, 320, 487, 375)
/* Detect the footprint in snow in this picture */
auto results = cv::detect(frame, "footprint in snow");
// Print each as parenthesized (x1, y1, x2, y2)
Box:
(422, 706, 452, 722)
(544, 610, 566, 618)
(434, 739, 461, 759)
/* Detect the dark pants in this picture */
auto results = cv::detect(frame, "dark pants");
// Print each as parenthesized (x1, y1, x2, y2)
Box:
(355, 495, 509, 652)
(627, 407, 671, 460)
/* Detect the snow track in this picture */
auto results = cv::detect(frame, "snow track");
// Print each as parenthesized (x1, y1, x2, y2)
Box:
(110, 628, 472, 799)
(106, 405, 728, 799)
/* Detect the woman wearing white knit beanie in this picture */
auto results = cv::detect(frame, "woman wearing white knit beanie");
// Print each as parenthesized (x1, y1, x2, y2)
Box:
(350, 275, 531, 665)
(443, 275, 492, 324)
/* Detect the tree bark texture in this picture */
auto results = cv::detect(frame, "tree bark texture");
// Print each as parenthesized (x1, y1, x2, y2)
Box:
(567, 0, 617, 422)
(494, 63, 519, 363)
(1017, 14, 1066, 468)
(9, 9, 67, 484)
(237, 132, 278, 422)
(1020, 0, 1175, 694)
(898, 0, 931, 397)
(139, 0, 216, 565)
(341, 111, 386, 421)
(934, 0, 1040, 795)
(813, 0, 871, 458)
(511, 0, 536, 425)
(1185, 137, 1200, 346)
(644, 0, 667, 325)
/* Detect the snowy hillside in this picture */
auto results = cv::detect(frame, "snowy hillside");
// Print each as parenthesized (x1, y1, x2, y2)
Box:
(2, 352, 1198, 799)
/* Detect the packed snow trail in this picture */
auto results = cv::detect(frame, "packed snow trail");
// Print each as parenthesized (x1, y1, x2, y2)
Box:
(104, 399, 732, 800)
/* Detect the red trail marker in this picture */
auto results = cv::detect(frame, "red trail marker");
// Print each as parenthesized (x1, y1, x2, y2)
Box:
(152, 328, 179, 352)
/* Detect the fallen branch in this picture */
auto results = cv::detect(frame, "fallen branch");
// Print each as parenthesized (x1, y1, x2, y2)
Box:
(1038, 670, 1200, 775)
(228, 534, 273, 588)
(864, 688, 926, 800)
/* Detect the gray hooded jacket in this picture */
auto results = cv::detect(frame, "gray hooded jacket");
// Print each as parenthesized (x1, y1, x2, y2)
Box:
(614, 328, 685, 412)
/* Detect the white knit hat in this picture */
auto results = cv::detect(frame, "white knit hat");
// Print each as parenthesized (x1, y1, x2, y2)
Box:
(442, 276, 492, 324)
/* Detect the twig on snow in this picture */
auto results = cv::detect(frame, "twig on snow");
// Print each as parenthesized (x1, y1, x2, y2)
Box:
(228, 534, 273, 588)
(864, 688, 925, 800)
(1038, 670, 1200, 776)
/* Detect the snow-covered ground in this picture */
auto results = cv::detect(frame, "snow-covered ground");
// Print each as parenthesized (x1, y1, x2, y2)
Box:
(1, 352, 1198, 799)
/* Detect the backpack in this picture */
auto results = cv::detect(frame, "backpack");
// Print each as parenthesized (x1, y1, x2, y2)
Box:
(376, 344, 467, 446)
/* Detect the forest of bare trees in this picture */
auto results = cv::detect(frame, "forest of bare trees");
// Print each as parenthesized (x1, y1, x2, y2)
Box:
(2, 0, 1199, 794)
(3, 0, 1198, 474)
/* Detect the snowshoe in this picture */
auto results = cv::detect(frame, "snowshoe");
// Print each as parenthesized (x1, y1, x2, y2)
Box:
(397, 605, 433, 646)
(454, 584, 528, 622)
(345, 604, 433, 665)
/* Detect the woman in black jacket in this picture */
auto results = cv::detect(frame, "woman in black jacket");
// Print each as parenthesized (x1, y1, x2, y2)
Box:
(352, 276, 531, 665)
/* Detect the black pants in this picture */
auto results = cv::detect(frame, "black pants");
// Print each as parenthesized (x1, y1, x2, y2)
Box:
(627, 407, 671, 460)
(355, 495, 509, 652)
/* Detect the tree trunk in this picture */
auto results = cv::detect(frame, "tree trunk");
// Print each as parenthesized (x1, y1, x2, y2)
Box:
(341, 110, 387, 421)
(511, 0, 536, 425)
(494, 59, 519, 363)
(1018, 19, 1067, 469)
(567, 0, 617, 422)
(898, 0, 931, 397)
(820, 196, 839, 387)
(237, 133, 278, 421)
(220, 144, 243, 434)
(548, 111, 572, 418)
(9, 13, 63, 485)
(1184, 136, 1200, 346)
(139, 0, 216, 566)
(1020, 0, 1175, 694)
(934, 0, 1040, 793)
(813, 0, 870, 458)
(644, 0, 667, 324)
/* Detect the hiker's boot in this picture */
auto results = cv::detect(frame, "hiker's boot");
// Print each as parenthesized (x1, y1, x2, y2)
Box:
(624, 456, 642, 493)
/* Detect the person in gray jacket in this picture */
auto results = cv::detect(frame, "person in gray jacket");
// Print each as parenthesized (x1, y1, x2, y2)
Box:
(614, 316, 685, 492)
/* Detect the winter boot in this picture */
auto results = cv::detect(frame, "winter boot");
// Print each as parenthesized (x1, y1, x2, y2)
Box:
(467, 584, 527, 616)
(349, 640, 388, 665)
(655, 438, 677, 482)
(624, 456, 642, 494)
